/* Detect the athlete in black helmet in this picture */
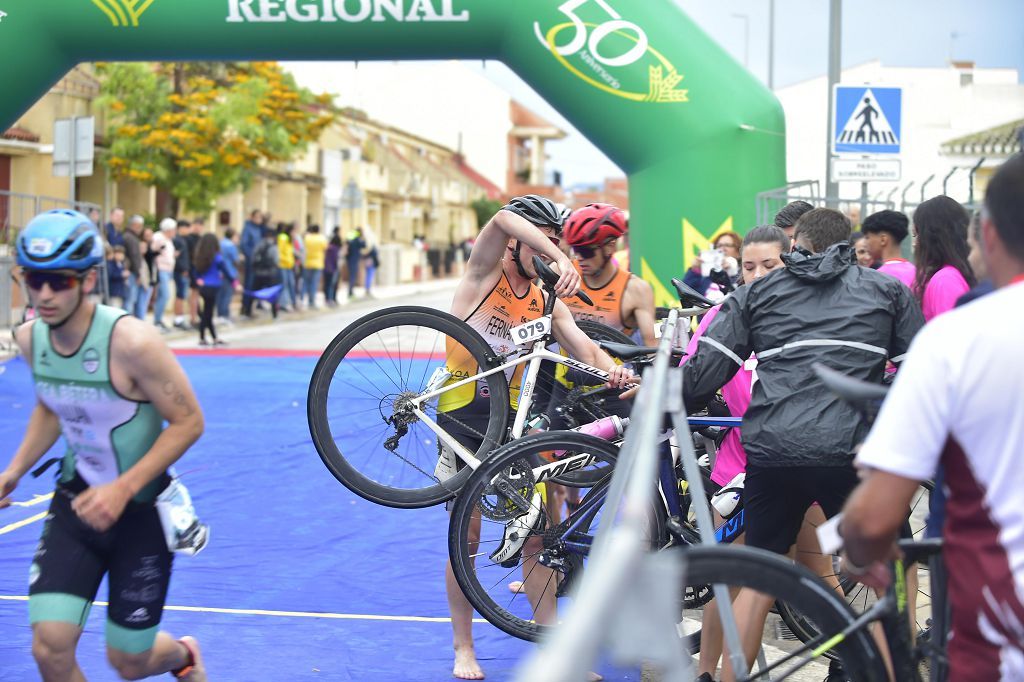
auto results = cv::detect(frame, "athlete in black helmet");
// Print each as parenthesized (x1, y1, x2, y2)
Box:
(440, 195, 633, 680)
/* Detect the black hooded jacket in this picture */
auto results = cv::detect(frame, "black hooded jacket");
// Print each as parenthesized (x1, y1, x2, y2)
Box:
(682, 242, 924, 468)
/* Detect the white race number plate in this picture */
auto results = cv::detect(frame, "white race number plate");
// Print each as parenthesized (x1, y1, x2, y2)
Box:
(511, 316, 552, 345)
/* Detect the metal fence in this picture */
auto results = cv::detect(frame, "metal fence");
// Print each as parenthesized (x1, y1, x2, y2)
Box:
(0, 190, 101, 250)
(755, 178, 980, 228)
(0, 191, 102, 333)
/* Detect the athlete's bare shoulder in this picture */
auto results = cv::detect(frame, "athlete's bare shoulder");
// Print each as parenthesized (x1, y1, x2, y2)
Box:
(450, 263, 504, 320)
(624, 273, 654, 302)
(13, 319, 36, 366)
(109, 314, 176, 375)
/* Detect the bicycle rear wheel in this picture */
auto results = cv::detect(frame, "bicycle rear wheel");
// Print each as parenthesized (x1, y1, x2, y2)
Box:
(307, 306, 510, 508)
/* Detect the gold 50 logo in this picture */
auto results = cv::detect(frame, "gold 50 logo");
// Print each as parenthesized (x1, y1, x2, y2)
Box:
(534, 0, 687, 104)
(92, 0, 155, 27)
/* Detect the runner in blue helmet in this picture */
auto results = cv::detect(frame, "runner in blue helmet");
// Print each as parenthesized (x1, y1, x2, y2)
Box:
(16, 209, 105, 329)
(3, 208, 209, 681)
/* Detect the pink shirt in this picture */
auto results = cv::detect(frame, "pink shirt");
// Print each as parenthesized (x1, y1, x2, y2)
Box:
(878, 259, 915, 289)
(681, 305, 752, 486)
(922, 265, 970, 322)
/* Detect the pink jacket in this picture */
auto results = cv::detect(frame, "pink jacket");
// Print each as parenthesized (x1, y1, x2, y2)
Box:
(681, 305, 752, 486)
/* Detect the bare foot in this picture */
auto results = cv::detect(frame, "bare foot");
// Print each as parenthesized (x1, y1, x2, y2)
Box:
(453, 645, 485, 680)
(588, 672, 603, 681)
(507, 580, 524, 594)
(175, 636, 207, 681)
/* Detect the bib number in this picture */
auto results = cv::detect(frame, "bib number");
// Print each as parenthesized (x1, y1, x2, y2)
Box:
(511, 316, 552, 346)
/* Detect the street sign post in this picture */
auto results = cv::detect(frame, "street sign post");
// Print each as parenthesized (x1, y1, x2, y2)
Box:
(832, 86, 902, 156)
(831, 158, 901, 182)
(53, 116, 95, 203)
(831, 85, 902, 220)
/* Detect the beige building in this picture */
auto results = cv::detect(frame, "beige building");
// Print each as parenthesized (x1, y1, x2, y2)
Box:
(2, 65, 498, 284)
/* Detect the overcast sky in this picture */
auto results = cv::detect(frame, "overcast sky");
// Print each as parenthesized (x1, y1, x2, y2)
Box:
(472, 0, 1024, 187)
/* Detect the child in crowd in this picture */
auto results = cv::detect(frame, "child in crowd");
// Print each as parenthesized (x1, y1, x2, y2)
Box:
(106, 245, 129, 309)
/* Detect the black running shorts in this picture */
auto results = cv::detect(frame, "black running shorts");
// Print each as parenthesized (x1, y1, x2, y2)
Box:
(28, 479, 173, 653)
(743, 464, 860, 555)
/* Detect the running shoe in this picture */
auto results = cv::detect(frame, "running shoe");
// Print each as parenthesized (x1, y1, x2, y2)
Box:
(434, 443, 457, 483)
(490, 491, 543, 568)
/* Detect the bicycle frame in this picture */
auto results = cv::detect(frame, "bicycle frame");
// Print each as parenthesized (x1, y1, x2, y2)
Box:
(407, 287, 620, 473)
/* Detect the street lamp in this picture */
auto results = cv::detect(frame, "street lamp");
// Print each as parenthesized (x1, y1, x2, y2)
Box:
(731, 13, 750, 69)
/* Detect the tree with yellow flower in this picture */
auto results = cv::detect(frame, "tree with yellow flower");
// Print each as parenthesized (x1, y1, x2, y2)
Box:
(97, 62, 335, 213)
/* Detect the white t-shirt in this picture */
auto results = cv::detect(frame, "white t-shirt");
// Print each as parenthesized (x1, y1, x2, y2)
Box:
(856, 280, 1024, 681)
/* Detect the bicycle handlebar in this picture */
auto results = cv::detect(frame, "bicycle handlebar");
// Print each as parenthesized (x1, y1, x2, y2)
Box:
(533, 255, 593, 306)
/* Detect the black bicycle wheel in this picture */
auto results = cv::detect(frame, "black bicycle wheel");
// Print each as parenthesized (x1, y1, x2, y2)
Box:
(448, 431, 665, 642)
(675, 545, 889, 682)
(575, 319, 638, 348)
(308, 306, 510, 508)
(553, 319, 638, 429)
(777, 481, 933, 662)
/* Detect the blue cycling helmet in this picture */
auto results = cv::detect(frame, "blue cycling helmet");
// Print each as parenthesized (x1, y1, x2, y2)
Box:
(17, 209, 103, 272)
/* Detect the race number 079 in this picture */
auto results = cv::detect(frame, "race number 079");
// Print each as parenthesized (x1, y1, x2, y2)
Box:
(533, 0, 649, 68)
(511, 316, 551, 345)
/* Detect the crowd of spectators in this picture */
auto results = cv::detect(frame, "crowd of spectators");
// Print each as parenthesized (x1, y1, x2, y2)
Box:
(92, 208, 383, 345)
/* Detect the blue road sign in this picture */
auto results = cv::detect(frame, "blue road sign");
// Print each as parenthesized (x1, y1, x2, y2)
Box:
(833, 85, 902, 155)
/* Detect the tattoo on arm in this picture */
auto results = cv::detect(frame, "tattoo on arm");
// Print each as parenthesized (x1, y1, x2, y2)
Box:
(162, 380, 195, 417)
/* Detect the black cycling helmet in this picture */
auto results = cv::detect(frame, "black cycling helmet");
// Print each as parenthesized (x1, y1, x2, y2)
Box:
(502, 195, 569, 233)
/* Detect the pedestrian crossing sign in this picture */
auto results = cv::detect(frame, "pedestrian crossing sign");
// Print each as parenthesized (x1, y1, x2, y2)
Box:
(832, 85, 902, 155)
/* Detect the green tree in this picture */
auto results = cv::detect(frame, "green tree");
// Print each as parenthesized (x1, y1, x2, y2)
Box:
(97, 62, 336, 214)
(470, 197, 505, 228)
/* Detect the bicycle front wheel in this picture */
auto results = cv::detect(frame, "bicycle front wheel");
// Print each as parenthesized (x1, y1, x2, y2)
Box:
(448, 431, 643, 642)
(308, 306, 510, 508)
(777, 480, 934, 665)
(676, 545, 889, 682)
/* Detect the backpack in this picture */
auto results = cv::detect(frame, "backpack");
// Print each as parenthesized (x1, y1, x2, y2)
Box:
(252, 241, 277, 274)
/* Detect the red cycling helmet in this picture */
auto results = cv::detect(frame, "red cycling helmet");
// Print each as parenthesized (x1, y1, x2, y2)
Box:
(563, 203, 627, 247)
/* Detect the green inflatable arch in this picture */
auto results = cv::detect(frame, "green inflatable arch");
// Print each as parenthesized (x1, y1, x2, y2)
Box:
(0, 0, 784, 304)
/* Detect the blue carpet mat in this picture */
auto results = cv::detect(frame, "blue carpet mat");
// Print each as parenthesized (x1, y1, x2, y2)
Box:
(0, 355, 640, 681)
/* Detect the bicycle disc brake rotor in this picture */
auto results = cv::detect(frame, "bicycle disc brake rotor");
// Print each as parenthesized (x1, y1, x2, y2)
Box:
(477, 459, 537, 522)
(381, 392, 420, 452)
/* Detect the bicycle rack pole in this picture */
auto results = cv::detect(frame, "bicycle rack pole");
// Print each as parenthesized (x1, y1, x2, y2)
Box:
(517, 309, 696, 682)
(668, 370, 753, 680)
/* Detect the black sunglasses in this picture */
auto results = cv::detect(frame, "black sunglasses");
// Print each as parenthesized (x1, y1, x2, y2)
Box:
(573, 244, 600, 259)
(23, 271, 83, 292)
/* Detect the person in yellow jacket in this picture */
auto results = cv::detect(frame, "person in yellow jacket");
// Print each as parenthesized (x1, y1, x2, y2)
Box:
(276, 223, 296, 311)
(303, 225, 328, 309)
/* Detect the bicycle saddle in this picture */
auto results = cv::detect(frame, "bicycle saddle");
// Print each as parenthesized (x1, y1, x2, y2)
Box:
(533, 256, 593, 306)
(598, 340, 657, 361)
(813, 363, 888, 404)
(896, 538, 943, 565)
(671, 278, 714, 309)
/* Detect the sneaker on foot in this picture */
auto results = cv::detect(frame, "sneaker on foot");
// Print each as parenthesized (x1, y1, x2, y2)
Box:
(490, 491, 544, 568)
(434, 443, 457, 483)
(213, 339, 228, 347)
(198, 339, 210, 347)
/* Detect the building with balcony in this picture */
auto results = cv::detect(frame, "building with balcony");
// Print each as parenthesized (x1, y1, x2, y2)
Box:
(3, 65, 499, 284)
